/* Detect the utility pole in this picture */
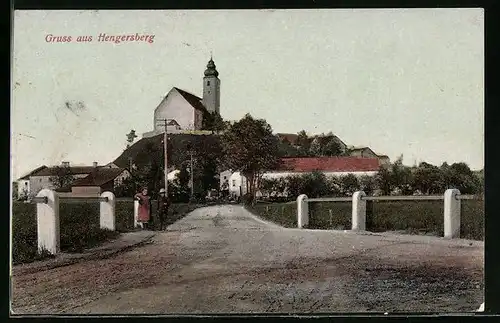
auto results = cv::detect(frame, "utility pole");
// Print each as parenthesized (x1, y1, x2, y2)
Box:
(164, 119, 168, 195)
(190, 149, 194, 198)
(156, 118, 171, 195)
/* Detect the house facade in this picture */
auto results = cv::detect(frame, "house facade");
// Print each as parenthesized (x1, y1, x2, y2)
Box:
(348, 146, 390, 166)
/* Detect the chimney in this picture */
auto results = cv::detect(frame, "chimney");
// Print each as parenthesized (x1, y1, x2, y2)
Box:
(93, 162, 98, 167)
(62, 161, 70, 167)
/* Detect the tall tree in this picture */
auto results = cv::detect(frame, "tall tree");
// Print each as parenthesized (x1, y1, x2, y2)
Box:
(220, 113, 281, 203)
(202, 111, 228, 133)
(49, 165, 75, 190)
(296, 130, 311, 157)
(126, 129, 138, 149)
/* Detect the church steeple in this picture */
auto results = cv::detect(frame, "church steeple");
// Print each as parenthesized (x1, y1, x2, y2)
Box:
(202, 57, 220, 114)
(204, 57, 219, 77)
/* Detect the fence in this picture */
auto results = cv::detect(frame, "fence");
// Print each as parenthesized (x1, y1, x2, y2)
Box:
(297, 188, 481, 239)
(31, 189, 116, 255)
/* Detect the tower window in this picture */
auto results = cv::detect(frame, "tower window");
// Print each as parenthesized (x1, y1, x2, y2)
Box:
(207, 81, 210, 86)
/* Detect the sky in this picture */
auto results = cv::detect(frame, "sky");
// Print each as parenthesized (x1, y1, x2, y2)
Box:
(11, 9, 484, 180)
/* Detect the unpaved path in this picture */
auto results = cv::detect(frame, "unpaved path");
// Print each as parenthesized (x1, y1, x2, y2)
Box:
(11, 205, 483, 314)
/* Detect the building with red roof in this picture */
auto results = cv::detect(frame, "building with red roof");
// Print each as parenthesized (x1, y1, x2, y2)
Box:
(226, 156, 382, 197)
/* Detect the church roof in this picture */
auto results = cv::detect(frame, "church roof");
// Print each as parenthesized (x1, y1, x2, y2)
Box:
(204, 58, 219, 77)
(174, 87, 209, 114)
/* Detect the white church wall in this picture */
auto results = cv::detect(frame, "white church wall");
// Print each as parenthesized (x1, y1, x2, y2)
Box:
(154, 89, 197, 131)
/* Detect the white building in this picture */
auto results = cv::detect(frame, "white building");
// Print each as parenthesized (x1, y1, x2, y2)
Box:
(143, 58, 221, 138)
(223, 157, 381, 197)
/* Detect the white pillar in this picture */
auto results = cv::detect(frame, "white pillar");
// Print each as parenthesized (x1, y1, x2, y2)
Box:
(100, 191, 116, 231)
(36, 189, 60, 254)
(297, 194, 309, 228)
(352, 191, 366, 231)
(444, 188, 461, 239)
(133, 200, 141, 228)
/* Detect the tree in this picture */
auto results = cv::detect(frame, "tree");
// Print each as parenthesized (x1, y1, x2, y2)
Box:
(309, 137, 322, 156)
(277, 136, 300, 157)
(444, 162, 481, 194)
(413, 162, 444, 194)
(296, 130, 311, 157)
(359, 175, 376, 196)
(339, 174, 360, 196)
(130, 141, 164, 195)
(301, 171, 329, 198)
(114, 177, 137, 197)
(391, 155, 414, 195)
(375, 166, 392, 195)
(221, 114, 281, 203)
(49, 165, 75, 190)
(126, 130, 138, 149)
(202, 111, 228, 133)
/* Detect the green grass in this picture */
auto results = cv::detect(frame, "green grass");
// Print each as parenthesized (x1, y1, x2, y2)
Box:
(12, 200, 202, 265)
(248, 199, 484, 241)
(248, 202, 297, 227)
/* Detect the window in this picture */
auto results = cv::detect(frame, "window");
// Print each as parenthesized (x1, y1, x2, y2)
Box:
(232, 180, 236, 187)
(207, 81, 210, 86)
(223, 176, 227, 180)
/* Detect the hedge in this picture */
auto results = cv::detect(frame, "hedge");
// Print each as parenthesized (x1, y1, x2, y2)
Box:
(249, 200, 484, 241)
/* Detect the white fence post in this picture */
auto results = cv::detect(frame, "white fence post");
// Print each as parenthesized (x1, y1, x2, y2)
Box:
(36, 189, 60, 254)
(297, 194, 309, 228)
(133, 200, 142, 228)
(100, 191, 116, 231)
(444, 188, 461, 239)
(352, 191, 366, 231)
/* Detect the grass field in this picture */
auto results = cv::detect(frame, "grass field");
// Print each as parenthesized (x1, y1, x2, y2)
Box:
(249, 199, 484, 241)
(11, 200, 201, 265)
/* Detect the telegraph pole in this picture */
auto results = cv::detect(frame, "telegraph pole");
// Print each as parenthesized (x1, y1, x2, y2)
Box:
(164, 119, 168, 195)
(156, 118, 171, 195)
(190, 149, 194, 198)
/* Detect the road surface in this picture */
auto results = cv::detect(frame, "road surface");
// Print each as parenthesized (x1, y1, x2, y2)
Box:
(11, 205, 483, 314)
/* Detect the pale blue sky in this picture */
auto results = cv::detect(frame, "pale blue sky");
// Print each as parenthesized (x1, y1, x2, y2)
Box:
(11, 9, 484, 179)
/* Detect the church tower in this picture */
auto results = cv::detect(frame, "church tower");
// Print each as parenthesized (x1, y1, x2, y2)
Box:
(202, 57, 220, 115)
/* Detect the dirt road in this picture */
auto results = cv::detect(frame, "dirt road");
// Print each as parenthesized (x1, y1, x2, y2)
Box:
(11, 205, 483, 314)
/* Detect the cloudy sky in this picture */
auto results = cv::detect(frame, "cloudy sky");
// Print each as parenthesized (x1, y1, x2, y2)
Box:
(11, 9, 484, 179)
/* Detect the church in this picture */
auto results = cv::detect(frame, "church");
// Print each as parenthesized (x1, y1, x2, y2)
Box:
(142, 58, 221, 138)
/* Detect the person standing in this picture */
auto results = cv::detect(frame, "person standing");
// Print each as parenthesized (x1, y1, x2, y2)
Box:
(135, 187, 152, 230)
(157, 188, 170, 231)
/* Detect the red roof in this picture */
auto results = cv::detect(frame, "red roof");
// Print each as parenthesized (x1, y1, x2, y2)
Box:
(276, 157, 380, 173)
